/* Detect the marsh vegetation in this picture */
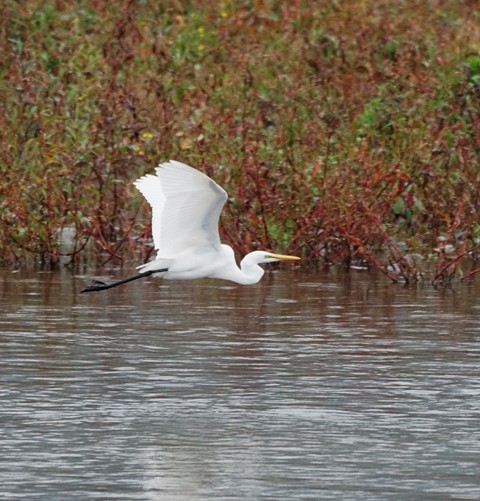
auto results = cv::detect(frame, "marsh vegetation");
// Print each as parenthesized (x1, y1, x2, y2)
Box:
(1, 0, 480, 283)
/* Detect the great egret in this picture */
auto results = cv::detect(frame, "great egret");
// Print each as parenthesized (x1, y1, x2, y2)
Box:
(81, 160, 300, 292)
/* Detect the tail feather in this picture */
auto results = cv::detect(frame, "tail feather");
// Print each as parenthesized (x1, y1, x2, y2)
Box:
(136, 259, 172, 274)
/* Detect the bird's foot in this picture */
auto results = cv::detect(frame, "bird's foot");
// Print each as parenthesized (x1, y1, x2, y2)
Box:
(81, 280, 109, 293)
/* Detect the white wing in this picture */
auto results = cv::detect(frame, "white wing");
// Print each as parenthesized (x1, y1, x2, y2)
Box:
(134, 160, 228, 257)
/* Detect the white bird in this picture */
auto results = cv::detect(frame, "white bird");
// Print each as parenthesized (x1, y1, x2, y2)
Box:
(82, 160, 300, 292)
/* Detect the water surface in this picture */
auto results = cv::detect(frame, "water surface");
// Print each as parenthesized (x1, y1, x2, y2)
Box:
(1, 269, 479, 500)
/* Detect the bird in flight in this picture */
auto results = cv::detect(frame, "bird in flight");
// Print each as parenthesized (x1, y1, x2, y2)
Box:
(81, 160, 300, 292)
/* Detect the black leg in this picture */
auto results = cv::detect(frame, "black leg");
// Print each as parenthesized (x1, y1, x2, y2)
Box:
(81, 268, 168, 293)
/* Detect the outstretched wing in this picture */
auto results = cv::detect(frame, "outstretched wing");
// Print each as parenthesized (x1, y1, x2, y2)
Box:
(134, 160, 228, 257)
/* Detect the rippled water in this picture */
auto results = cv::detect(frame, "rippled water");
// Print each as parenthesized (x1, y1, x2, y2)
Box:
(1, 268, 479, 500)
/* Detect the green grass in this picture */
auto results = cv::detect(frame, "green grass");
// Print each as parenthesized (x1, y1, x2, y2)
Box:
(1, 0, 480, 283)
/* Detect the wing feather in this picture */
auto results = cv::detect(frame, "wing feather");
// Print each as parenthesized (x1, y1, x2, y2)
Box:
(134, 160, 228, 256)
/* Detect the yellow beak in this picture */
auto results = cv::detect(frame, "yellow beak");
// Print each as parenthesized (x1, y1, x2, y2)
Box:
(267, 253, 301, 261)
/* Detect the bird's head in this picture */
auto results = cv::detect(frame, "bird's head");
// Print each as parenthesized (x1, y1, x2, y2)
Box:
(236, 250, 301, 284)
(247, 251, 301, 265)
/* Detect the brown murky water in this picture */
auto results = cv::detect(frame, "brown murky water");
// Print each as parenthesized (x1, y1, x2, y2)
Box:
(1, 268, 479, 500)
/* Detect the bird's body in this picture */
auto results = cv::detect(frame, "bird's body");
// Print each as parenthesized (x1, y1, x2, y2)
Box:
(138, 245, 262, 284)
(82, 160, 299, 292)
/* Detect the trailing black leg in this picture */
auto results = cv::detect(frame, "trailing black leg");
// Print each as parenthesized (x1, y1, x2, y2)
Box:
(81, 268, 168, 293)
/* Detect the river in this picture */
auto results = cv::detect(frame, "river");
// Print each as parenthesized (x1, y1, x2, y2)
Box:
(0, 268, 479, 500)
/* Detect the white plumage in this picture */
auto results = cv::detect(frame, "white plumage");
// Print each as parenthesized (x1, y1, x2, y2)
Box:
(81, 160, 300, 292)
(134, 160, 226, 256)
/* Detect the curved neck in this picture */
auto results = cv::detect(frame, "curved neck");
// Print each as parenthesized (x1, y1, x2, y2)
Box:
(210, 250, 266, 285)
(236, 254, 265, 285)
(215, 254, 264, 285)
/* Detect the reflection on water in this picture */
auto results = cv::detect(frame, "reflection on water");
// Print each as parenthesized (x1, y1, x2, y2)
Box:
(0, 268, 479, 500)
